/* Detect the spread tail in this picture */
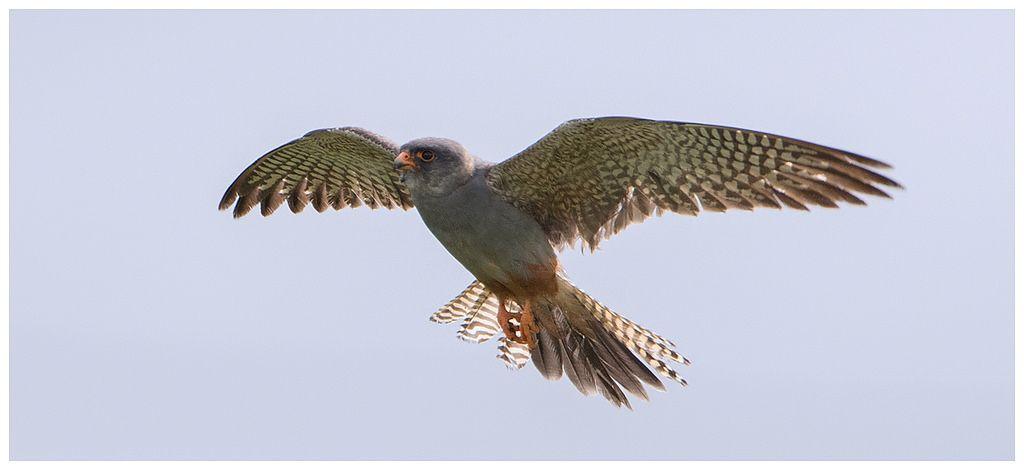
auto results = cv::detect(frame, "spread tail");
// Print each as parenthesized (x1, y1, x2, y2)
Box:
(431, 276, 688, 408)
(526, 276, 688, 408)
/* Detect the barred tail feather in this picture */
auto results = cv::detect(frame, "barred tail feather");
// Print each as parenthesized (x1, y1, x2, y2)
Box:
(429, 277, 687, 408)
(566, 279, 687, 364)
(526, 275, 688, 408)
(456, 295, 500, 343)
(429, 281, 491, 324)
(497, 337, 530, 369)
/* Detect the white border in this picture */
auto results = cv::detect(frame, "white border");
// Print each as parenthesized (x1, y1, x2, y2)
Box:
(0, 1, 1022, 9)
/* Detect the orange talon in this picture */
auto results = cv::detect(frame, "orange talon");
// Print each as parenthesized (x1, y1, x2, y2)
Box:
(519, 300, 539, 349)
(497, 298, 517, 341)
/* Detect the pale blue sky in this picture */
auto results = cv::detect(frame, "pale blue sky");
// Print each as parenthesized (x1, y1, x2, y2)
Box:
(11, 10, 1013, 460)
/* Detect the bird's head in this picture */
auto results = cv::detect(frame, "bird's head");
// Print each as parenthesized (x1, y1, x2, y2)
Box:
(395, 137, 476, 196)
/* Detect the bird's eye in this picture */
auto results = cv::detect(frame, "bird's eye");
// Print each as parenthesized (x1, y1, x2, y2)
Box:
(418, 150, 436, 162)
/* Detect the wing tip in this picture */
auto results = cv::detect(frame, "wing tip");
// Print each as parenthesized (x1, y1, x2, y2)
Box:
(848, 154, 894, 170)
(218, 188, 238, 212)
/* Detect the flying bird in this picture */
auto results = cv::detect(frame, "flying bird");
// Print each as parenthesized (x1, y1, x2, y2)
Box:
(219, 116, 899, 408)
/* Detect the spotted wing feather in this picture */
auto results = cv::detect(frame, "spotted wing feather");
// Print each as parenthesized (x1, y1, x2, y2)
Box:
(486, 117, 901, 250)
(219, 127, 413, 217)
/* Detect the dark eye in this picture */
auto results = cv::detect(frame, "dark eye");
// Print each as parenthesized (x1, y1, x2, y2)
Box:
(418, 150, 436, 162)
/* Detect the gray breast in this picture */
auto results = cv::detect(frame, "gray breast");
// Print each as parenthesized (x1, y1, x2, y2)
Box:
(412, 169, 556, 287)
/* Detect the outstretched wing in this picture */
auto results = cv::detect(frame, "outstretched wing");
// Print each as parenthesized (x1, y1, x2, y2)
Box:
(219, 127, 413, 218)
(486, 117, 901, 250)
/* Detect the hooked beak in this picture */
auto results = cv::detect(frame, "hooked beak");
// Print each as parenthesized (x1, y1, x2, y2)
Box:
(394, 151, 417, 173)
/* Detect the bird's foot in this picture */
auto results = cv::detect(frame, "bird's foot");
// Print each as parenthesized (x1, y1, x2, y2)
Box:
(497, 299, 537, 348)
(519, 300, 539, 350)
(497, 299, 519, 342)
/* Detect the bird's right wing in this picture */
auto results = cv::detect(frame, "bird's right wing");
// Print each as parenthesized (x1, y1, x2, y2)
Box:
(219, 127, 413, 217)
(486, 117, 900, 250)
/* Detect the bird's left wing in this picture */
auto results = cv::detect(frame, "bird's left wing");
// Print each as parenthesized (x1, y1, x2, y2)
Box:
(486, 117, 901, 250)
(219, 127, 413, 217)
